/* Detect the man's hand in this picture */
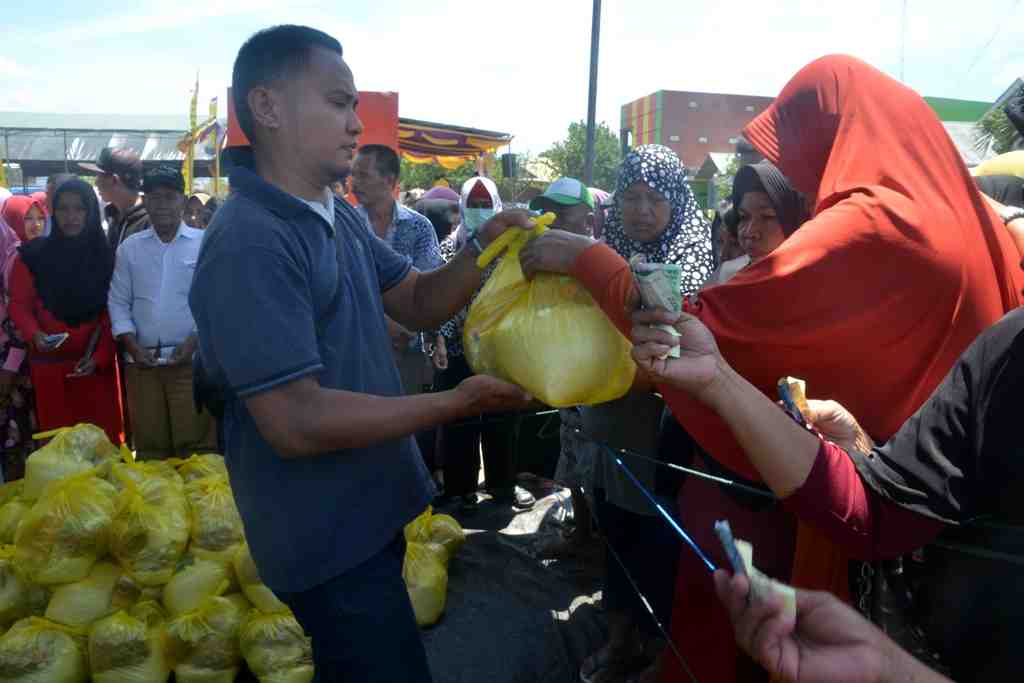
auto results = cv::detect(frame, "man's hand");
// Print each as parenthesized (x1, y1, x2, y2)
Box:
(70, 357, 96, 377)
(432, 335, 448, 371)
(475, 209, 535, 249)
(630, 309, 725, 401)
(804, 399, 875, 453)
(386, 317, 415, 351)
(125, 339, 158, 368)
(169, 337, 197, 367)
(519, 229, 596, 280)
(715, 570, 889, 683)
(452, 375, 531, 417)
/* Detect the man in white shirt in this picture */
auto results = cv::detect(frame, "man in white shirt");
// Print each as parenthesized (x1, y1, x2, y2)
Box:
(108, 167, 215, 460)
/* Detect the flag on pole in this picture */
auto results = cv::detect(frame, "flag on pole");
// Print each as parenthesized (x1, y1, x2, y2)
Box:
(184, 73, 199, 195)
(209, 97, 220, 197)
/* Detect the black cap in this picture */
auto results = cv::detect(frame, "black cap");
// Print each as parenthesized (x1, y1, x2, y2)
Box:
(78, 147, 144, 190)
(143, 166, 185, 194)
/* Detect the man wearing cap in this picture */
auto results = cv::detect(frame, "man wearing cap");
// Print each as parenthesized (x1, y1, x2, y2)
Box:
(80, 146, 149, 251)
(529, 177, 595, 236)
(108, 166, 214, 460)
(529, 178, 599, 550)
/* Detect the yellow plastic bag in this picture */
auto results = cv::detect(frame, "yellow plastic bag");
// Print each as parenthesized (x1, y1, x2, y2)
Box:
(88, 601, 170, 683)
(14, 473, 117, 585)
(165, 594, 248, 683)
(0, 546, 48, 629)
(0, 482, 22, 508)
(44, 561, 125, 628)
(175, 454, 228, 484)
(240, 610, 314, 683)
(463, 215, 636, 407)
(0, 617, 88, 683)
(404, 507, 465, 565)
(184, 476, 244, 554)
(162, 557, 231, 618)
(23, 424, 120, 501)
(110, 463, 191, 586)
(402, 542, 448, 627)
(0, 499, 28, 545)
(971, 150, 1024, 177)
(232, 544, 288, 614)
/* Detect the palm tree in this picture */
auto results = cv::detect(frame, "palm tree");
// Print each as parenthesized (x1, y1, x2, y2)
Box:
(974, 86, 1023, 155)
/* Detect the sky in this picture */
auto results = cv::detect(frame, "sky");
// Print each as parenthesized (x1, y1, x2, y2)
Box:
(2, 0, 1024, 155)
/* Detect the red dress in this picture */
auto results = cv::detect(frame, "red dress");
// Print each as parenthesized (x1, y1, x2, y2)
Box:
(8, 257, 123, 444)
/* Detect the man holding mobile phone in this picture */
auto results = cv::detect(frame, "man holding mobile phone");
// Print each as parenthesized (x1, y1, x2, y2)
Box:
(108, 167, 216, 460)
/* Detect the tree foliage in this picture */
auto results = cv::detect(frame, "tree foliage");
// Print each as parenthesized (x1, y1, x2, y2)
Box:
(539, 121, 623, 192)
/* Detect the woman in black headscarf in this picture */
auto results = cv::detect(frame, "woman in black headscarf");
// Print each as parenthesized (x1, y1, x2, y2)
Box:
(731, 161, 807, 262)
(8, 179, 123, 443)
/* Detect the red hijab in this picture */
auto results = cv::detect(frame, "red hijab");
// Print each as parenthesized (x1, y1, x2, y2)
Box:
(660, 55, 1023, 682)
(1, 196, 45, 242)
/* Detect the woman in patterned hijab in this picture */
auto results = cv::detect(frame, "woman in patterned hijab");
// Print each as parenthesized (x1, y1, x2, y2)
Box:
(601, 145, 713, 292)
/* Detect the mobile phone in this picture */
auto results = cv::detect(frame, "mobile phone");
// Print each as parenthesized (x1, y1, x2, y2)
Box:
(777, 377, 809, 425)
(43, 333, 69, 350)
(714, 520, 748, 577)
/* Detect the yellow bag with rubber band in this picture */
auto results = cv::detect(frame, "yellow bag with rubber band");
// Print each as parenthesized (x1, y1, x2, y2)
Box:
(14, 472, 118, 585)
(240, 610, 314, 683)
(463, 213, 636, 407)
(23, 424, 121, 502)
(0, 617, 89, 683)
(87, 601, 170, 683)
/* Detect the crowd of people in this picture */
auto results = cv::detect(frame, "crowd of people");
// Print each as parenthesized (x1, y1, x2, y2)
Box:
(0, 22, 1021, 683)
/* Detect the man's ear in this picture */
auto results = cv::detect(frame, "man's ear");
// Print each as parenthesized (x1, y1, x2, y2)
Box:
(248, 85, 283, 132)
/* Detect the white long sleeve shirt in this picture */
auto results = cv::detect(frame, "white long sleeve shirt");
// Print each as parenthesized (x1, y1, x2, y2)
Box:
(108, 223, 202, 351)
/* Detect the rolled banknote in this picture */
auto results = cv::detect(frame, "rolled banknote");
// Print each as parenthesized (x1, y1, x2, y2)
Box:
(630, 255, 682, 358)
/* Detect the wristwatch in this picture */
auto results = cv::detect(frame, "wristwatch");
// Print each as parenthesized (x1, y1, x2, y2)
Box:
(999, 206, 1024, 225)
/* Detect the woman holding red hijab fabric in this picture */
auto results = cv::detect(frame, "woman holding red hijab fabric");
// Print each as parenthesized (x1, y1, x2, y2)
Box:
(521, 54, 1024, 681)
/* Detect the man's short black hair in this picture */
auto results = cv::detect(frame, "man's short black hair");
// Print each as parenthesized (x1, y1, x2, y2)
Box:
(358, 144, 400, 184)
(232, 25, 343, 142)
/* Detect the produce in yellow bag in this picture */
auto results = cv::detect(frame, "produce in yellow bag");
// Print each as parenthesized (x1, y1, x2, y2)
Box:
(0, 499, 28, 545)
(45, 561, 126, 628)
(163, 556, 231, 617)
(175, 454, 228, 484)
(0, 547, 47, 629)
(0, 481, 22, 508)
(88, 601, 169, 683)
(184, 476, 244, 555)
(112, 574, 164, 607)
(23, 424, 120, 501)
(0, 617, 88, 683)
(402, 542, 448, 627)
(109, 463, 190, 586)
(14, 473, 117, 585)
(240, 610, 313, 683)
(232, 544, 287, 614)
(404, 507, 465, 564)
(165, 594, 248, 683)
(428, 513, 465, 561)
(463, 215, 636, 407)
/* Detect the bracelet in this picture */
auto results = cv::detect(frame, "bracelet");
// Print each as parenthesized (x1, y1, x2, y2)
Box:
(999, 207, 1024, 225)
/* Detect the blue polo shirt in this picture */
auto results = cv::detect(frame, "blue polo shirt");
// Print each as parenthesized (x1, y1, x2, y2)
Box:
(189, 165, 434, 593)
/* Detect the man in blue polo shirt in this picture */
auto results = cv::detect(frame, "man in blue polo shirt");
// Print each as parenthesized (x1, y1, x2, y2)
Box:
(190, 25, 532, 683)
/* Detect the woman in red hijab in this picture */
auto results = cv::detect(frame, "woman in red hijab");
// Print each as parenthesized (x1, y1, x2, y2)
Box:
(521, 55, 1024, 681)
(1, 196, 46, 242)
